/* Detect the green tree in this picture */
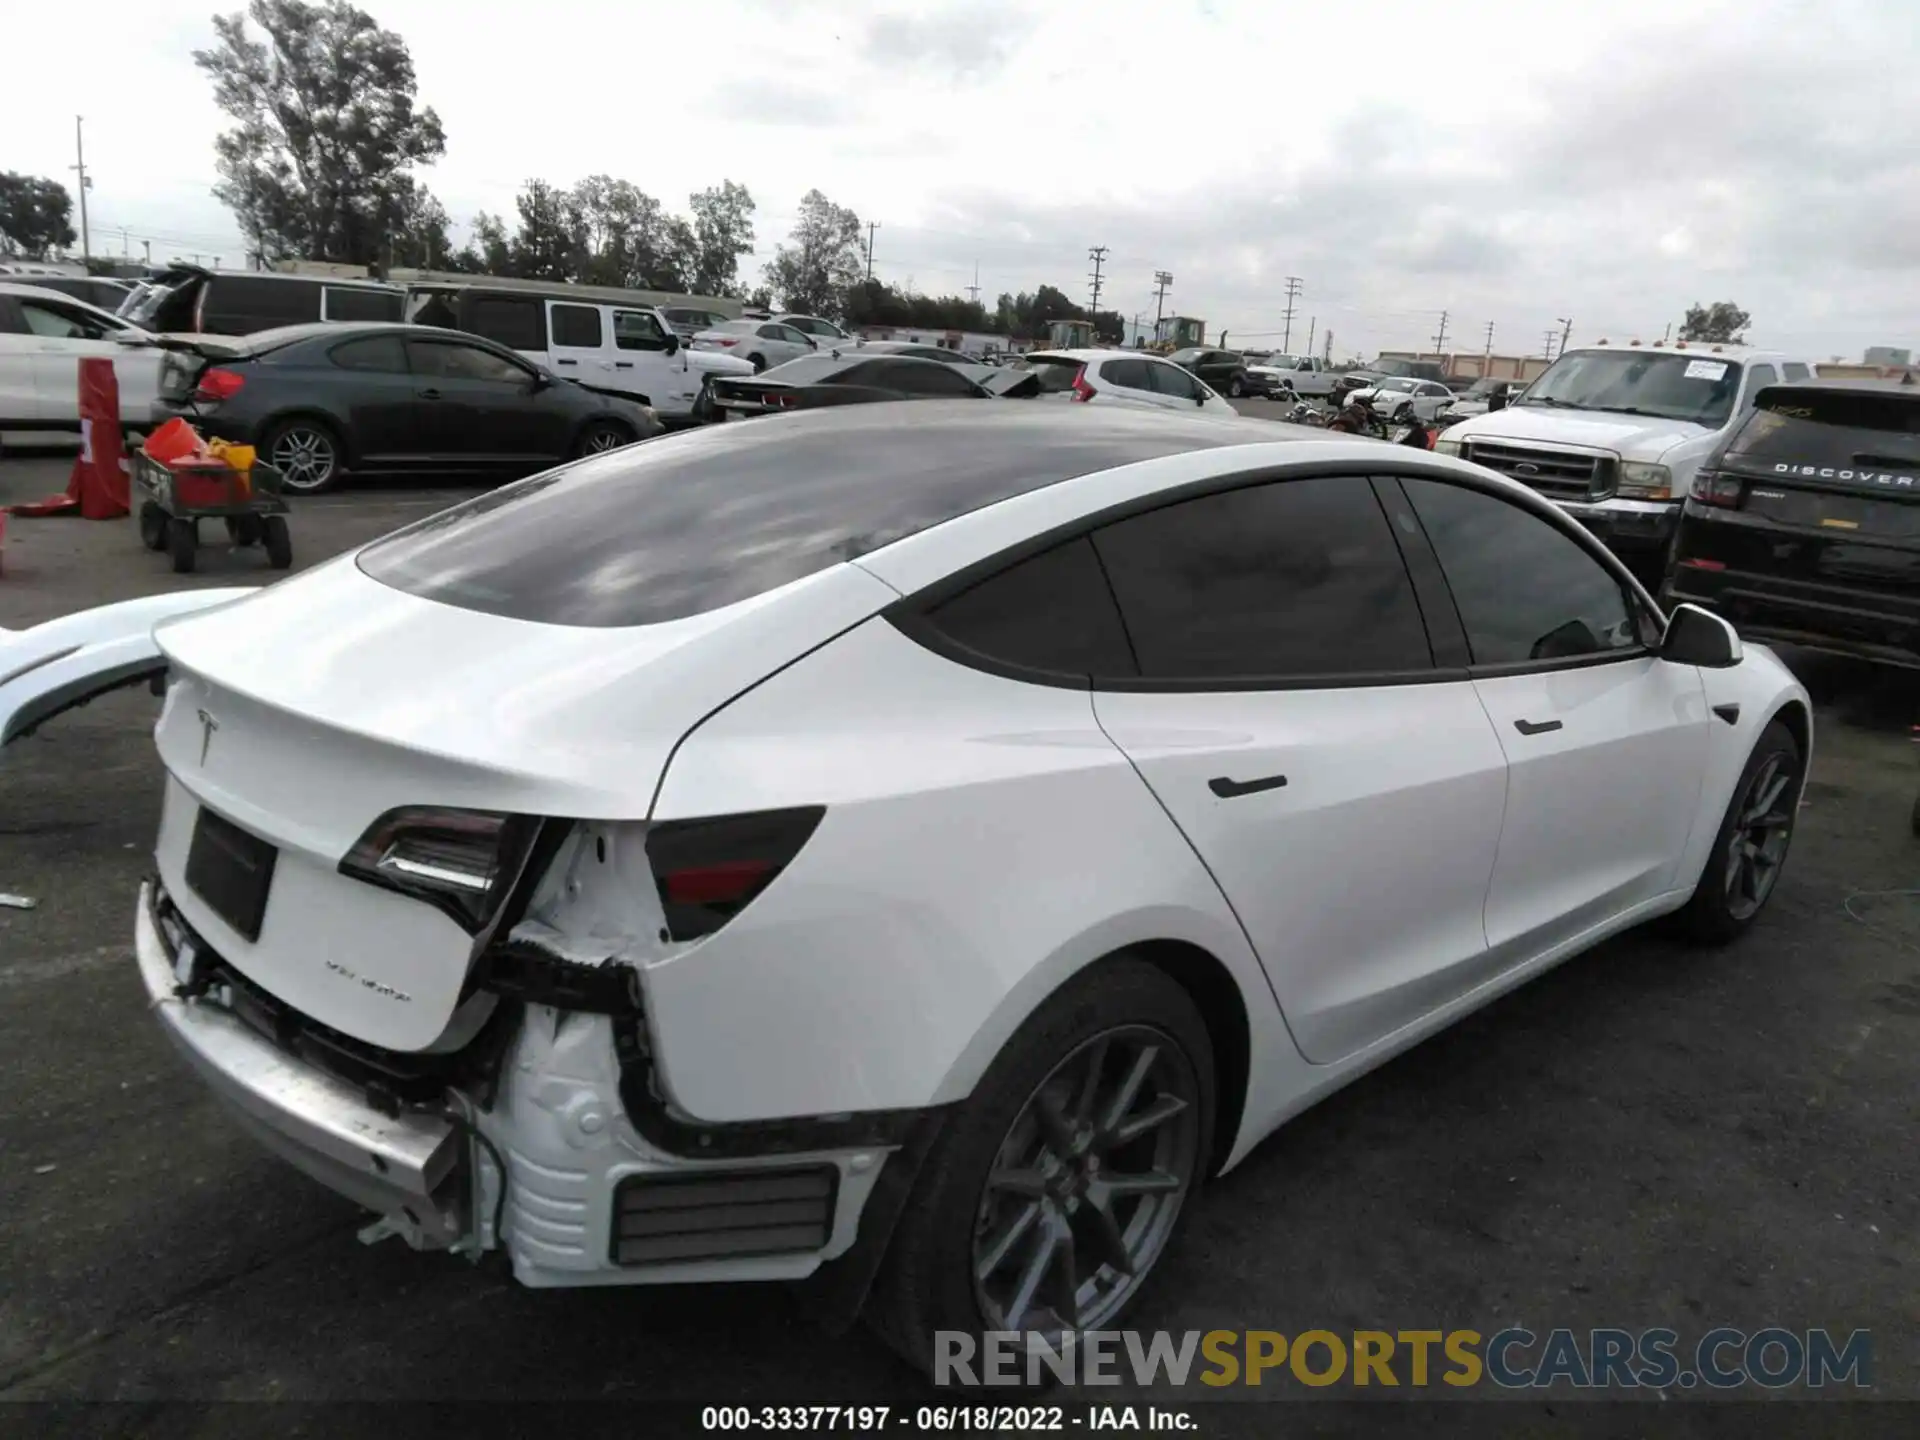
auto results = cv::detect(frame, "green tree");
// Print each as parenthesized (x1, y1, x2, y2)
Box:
(509, 178, 576, 280)
(685, 181, 756, 297)
(447, 210, 511, 273)
(1677, 301, 1751, 344)
(383, 177, 450, 270)
(764, 189, 863, 318)
(195, 0, 446, 265)
(0, 173, 77, 259)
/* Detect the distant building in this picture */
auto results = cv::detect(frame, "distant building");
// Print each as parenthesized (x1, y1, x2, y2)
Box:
(855, 325, 1014, 358)
(1864, 345, 1911, 367)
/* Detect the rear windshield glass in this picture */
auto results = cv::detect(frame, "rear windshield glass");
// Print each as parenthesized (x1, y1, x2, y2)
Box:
(357, 407, 1268, 626)
(755, 355, 855, 384)
(1726, 387, 1920, 474)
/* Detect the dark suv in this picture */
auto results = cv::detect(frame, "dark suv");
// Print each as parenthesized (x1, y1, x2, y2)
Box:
(1662, 378, 1920, 668)
(1165, 347, 1251, 398)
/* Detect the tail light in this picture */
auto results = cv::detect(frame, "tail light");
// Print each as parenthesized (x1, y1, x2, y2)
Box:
(1689, 469, 1745, 508)
(340, 807, 544, 933)
(645, 806, 824, 941)
(1070, 369, 1097, 403)
(192, 368, 246, 403)
(716, 337, 740, 347)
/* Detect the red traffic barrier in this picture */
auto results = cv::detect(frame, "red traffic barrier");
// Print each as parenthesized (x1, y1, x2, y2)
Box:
(6, 357, 131, 521)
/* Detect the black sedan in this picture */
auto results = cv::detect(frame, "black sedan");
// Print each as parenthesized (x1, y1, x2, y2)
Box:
(708, 352, 1005, 418)
(1166, 347, 1253, 398)
(149, 322, 661, 493)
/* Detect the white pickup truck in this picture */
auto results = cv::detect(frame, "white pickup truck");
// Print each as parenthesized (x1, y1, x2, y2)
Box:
(1435, 340, 1821, 561)
(1243, 353, 1342, 400)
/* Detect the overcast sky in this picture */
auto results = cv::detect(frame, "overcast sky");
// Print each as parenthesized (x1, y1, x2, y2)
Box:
(3, 0, 1911, 359)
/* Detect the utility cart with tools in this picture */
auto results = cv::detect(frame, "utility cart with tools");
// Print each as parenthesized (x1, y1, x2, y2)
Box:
(132, 444, 293, 575)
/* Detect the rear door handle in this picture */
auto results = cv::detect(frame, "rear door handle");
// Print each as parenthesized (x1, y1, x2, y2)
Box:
(416, 387, 442, 400)
(1514, 718, 1563, 736)
(556, 358, 578, 366)
(1209, 773, 1289, 799)
(614, 361, 633, 369)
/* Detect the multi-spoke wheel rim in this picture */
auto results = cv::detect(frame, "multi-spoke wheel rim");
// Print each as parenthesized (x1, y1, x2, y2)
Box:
(1725, 751, 1796, 920)
(271, 427, 334, 491)
(972, 1025, 1201, 1337)
(584, 428, 625, 453)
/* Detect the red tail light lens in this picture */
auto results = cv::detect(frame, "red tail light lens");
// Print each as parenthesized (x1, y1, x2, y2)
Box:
(645, 807, 824, 941)
(1689, 470, 1745, 507)
(1070, 369, 1097, 403)
(192, 367, 246, 403)
(340, 806, 544, 933)
(716, 337, 740, 347)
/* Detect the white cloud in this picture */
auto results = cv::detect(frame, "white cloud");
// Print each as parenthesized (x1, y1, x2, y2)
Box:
(1, 0, 1914, 357)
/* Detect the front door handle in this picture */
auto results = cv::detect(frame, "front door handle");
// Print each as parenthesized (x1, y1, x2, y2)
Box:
(614, 361, 633, 369)
(1514, 718, 1563, 736)
(556, 358, 578, 366)
(416, 387, 442, 400)
(1209, 773, 1289, 799)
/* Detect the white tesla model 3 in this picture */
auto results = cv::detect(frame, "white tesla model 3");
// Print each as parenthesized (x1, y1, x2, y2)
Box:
(2, 403, 1811, 1371)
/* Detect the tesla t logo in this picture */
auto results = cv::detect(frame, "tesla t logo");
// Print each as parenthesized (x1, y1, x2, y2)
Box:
(1514, 462, 1541, 476)
(195, 708, 219, 765)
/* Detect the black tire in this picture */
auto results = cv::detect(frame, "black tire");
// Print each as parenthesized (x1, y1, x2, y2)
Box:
(1394, 403, 1416, 424)
(866, 958, 1215, 1379)
(261, 417, 343, 495)
(1675, 719, 1802, 945)
(225, 514, 264, 547)
(1228, 377, 1245, 398)
(748, 353, 767, 373)
(138, 501, 167, 552)
(261, 515, 293, 570)
(167, 517, 197, 574)
(573, 421, 633, 459)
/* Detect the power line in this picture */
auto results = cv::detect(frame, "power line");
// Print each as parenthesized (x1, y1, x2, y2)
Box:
(1087, 245, 1108, 325)
(1279, 276, 1302, 354)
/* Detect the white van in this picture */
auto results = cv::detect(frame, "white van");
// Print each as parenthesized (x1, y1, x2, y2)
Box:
(1435, 339, 1822, 561)
(405, 282, 754, 421)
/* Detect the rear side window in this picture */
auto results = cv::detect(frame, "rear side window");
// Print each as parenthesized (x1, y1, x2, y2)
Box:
(1091, 476, 1432, 681)
(202, 277, 320, 333)
(324, 286, 402, 322)
(357, 407, 1262, 627)
(1401, 479, 1638, 666)
(329, 335, 409, 372)
(1103, 358, 1153, 391)
(466, 296, 545, 351)
(1723, 386, 1920, 473)
(1023, 358, 1084, 394)
(922, 537, 1136, 679)
(552, 303, 603, 348)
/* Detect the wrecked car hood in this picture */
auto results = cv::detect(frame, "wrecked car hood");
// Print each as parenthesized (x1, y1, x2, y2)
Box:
(1, 588, 258, 747)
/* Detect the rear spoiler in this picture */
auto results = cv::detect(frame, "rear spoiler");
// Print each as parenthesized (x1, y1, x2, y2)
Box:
(981, 370, 1041, 398)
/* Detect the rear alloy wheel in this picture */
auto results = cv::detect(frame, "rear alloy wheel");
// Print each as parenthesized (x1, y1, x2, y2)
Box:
(1677, 719, 1801, 944)
(574, 422, 633, 458)
(867, 959, 1213, 1376)
(263, 420, 341, 495)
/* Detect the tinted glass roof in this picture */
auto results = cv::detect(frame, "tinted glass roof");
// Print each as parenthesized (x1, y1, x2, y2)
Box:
(358, 402, 1291, 627)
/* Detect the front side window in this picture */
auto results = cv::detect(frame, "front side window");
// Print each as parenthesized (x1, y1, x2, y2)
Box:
(1401, 478, 1639, 666)
(1091, 476, 1433, 681)
(324, 286, 401, 322)
(407, 340, 528, 384)
(1145, 362, 1202, 400)
(891, 362, 977, 397)
(20, 300, 109, 340)
(614, 309, 671, 350)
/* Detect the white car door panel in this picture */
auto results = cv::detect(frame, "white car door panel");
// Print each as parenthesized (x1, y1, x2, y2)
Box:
(1396, 474, 1712, 958)
(547, 300, 615, 389)
(0, 333, 45, 420)
(1097, 684, 1509, 1062)
(1082, 472, 1510, 1064)
(1472, 659, 1708, 953)
(609, 307, 695, 413)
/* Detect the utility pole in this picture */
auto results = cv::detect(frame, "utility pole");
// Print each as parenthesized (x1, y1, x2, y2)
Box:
(1431, 309, 1449, 356)
(1152, 270, 1172, 342)
(1280, 276, 1303, 353)
(1557, 317, 1573, 355)
(1542, 329, 1558, 360)
(965, 260, 980, 307)
(71, 115, 93, 264)
(1483, 320, 1495, 361)
(1086, 246, 1108, 334)
(141, 240, 151, 265)
(1660, 321, 1672, 345)
(1324, 328, 1334, 364)
(1305, 316, 1315, 358)
(865, 222, 879, 283)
